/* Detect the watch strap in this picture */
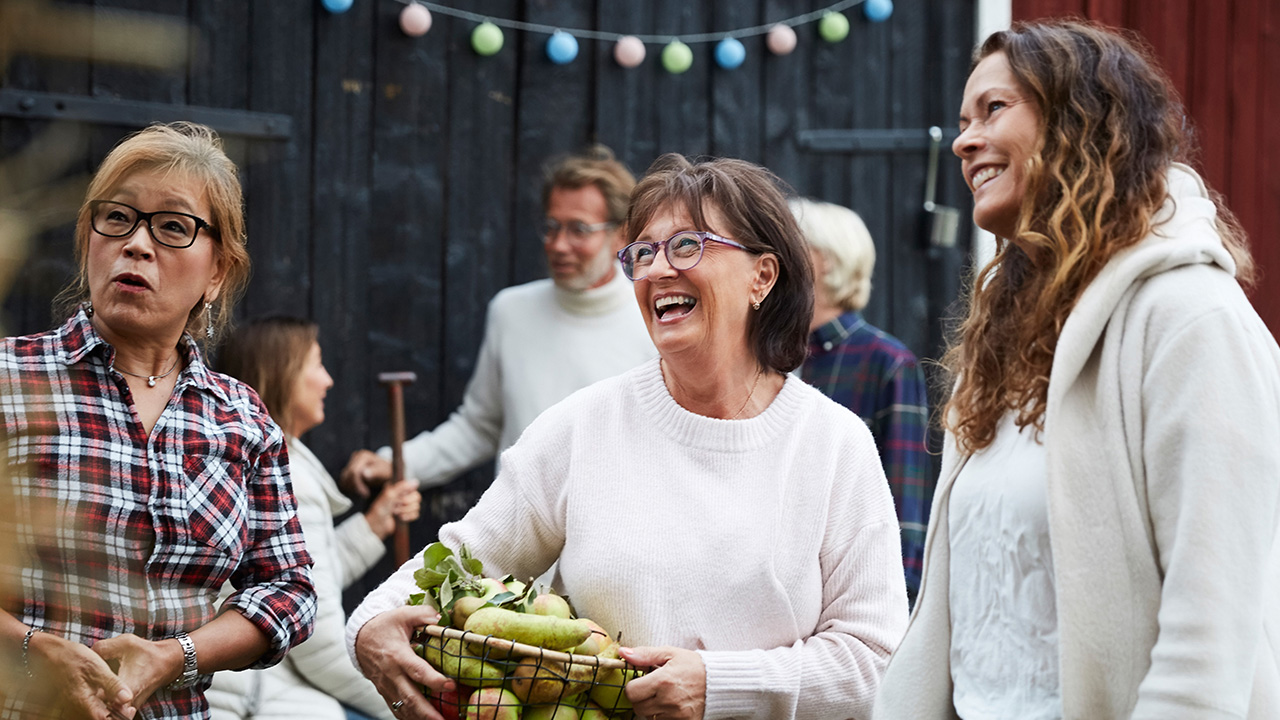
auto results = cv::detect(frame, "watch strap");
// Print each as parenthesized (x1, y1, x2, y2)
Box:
(167, 631, 199, 690)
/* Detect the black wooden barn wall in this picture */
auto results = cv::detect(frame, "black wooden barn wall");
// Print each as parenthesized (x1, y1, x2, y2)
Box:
(1, 0, 974, 600)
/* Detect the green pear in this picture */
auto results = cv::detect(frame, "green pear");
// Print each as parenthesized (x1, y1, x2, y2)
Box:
(523, 704, 579, 720)
(587, 667, 638, 713)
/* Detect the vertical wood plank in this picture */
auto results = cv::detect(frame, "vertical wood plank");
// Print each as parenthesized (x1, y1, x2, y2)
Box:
(0, 0, 93, 334)
(1186, 0, 1231, 193)
(307, 0, 376, 472)
(512, 1, 594, 286)
(439, 0, 520, 508)
(1226, 0, 1260, 275)
(843, 1, 892, 334)
(885, 0, 931, 357)
(762, 0, 809, 188)
(653, 0, 712, 157)
(244, 0, 314, 322)
(595, 2, 659, 173)
(1254, 0, 1280, 335)
(710, 1, 764, 162)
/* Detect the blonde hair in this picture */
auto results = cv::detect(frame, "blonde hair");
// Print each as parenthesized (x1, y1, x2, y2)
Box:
(219, 317, 318, 436)
(942, 20, 1254, 453)
(790, 198, 875, 312)
(54, 122, 249, 347)
(541, 145, 636, 224)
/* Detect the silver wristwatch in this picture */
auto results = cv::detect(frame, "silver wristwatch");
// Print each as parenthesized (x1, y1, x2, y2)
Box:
(167, 631, 199, 690)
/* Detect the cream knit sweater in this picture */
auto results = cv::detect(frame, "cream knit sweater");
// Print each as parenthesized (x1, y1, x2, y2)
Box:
(348, 357, 909, 719)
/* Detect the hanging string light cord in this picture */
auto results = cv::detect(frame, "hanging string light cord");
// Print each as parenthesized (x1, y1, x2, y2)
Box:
(393, 0, 868, 43)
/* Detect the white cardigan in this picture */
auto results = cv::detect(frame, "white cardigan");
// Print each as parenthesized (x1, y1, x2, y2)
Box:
(209, 438, 393, 720)
(874, 164, 1280, 719)
(349, 359, 909, 720)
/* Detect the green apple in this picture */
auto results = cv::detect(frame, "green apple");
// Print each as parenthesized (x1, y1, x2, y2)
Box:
(477, 578, 508, 601)
(530, 593, 572, 619)
(465, 687, 521, 720)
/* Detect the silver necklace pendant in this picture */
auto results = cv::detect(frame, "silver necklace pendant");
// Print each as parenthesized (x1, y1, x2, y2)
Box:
(147, 376, 158, 388)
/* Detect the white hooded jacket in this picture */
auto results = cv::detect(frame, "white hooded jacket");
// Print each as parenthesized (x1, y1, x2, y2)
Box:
(874, 164, 1280, 719)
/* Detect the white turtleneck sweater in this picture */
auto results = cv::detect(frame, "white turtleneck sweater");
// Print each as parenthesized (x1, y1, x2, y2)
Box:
(348, 358, 909, 720)
(384, 268, 655, 487)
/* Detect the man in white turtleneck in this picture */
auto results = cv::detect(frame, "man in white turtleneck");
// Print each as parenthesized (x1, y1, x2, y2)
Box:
(341, 146, 655, 493)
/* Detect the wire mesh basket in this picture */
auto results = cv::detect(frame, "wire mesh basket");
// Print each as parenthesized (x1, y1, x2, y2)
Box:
(413, 623, 646, 719)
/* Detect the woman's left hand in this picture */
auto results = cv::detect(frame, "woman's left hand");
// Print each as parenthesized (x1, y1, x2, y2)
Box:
(618, 646, 706, 720)
(92, 634, 183, 710)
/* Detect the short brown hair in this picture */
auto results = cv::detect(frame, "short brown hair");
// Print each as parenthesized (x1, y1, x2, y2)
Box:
(541, 145, 636, 224)
(219, 316, 317, 435)
(55, 122, 250, 346)
(627, 154, 813, 373)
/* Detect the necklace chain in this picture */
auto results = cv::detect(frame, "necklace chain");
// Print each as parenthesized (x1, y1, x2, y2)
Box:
(732, 368, 764, 420)
(114, 354, 181, 388)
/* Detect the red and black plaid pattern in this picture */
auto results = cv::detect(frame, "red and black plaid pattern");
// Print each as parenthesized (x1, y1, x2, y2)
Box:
(1, 309, 316, 719)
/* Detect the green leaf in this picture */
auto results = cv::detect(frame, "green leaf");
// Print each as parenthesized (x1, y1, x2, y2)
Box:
(422, 542, 454, 569)
(439, 581, 454, 610)
(407, 593, 425, 606)
(458, 544, 485, 576)
(487, 591, 517, 606)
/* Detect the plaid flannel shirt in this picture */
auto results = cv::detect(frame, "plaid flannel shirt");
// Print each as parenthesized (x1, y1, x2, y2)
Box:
(0, 309, 316, 719)
(801, 312, 931, 601)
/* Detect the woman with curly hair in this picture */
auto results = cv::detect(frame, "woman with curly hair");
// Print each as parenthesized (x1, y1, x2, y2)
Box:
(874, 20, 1280, 720)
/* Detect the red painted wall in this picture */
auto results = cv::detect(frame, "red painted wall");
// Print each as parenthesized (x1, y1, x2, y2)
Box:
(1012, 0, 1279, 336)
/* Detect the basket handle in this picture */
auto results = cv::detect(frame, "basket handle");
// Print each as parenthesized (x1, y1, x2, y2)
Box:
(420, 624, 631, 671)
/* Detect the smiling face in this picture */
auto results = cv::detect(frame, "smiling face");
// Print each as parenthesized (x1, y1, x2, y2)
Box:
(543, 184, 621, 291)
(288, 340, 333, 436)
(86, 167, 225, 346)
(954, 51, 1044, 240)
(632, 203, 774, 367)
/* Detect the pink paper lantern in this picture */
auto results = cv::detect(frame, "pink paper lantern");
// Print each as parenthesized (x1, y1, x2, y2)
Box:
(767, 24, 797, 56)
(614, 35, 646, 68)
(399, 2, 432, 37)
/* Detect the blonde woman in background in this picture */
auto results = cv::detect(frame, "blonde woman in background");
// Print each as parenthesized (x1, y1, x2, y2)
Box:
(210, 317, 420, 720)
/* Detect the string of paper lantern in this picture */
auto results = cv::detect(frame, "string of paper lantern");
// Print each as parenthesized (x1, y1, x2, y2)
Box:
(374, 0, 895, 72)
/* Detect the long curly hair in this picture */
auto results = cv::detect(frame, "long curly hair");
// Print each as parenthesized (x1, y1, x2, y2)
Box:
(942, 19, 1253, 453)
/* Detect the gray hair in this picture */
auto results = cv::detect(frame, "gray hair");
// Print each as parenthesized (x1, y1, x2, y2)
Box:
(790, 198, 874, 312)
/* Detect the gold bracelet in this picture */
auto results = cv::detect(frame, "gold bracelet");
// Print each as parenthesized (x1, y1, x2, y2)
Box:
(22, 626, 40, 679)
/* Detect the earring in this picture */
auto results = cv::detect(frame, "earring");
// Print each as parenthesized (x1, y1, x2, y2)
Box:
(85, 301, 94, 318)
(752, 301, 761, 311)
(205, 302, 214, 339)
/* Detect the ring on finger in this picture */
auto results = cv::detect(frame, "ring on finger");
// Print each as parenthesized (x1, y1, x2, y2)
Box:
(390, 699, 405, 711)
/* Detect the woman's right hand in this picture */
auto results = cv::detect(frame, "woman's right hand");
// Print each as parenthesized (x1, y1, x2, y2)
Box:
(26, 631, 136, 719)
(353, 605, 454, 720)
(364, 479, 422, 540)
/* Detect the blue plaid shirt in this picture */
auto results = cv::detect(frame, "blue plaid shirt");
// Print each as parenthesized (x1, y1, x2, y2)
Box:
(801, 312, 931, 601)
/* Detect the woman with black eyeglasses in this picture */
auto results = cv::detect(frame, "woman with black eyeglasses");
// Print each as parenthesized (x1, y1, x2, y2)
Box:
(348, 155, 907, 720)
(0, 122, 316, 719)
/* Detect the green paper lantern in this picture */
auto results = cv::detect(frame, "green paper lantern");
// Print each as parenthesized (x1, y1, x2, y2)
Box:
(819, 12, 850, 43)
(662, 40, 693, 74)
(472, 21, 504, 56)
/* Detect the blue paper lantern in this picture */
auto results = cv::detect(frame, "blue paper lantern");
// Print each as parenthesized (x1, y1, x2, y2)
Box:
(321, 0, 352, 14)
(546, 31, 579, 65)
(864, 0, 894, 22)
(715, 37, 746, 70)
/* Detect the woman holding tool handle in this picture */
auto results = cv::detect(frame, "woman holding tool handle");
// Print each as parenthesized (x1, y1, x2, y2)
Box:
(209, 316, 421, 720)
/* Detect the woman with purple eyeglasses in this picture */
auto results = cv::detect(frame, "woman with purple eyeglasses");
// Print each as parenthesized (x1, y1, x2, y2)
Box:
(346, 155, 908, 720)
